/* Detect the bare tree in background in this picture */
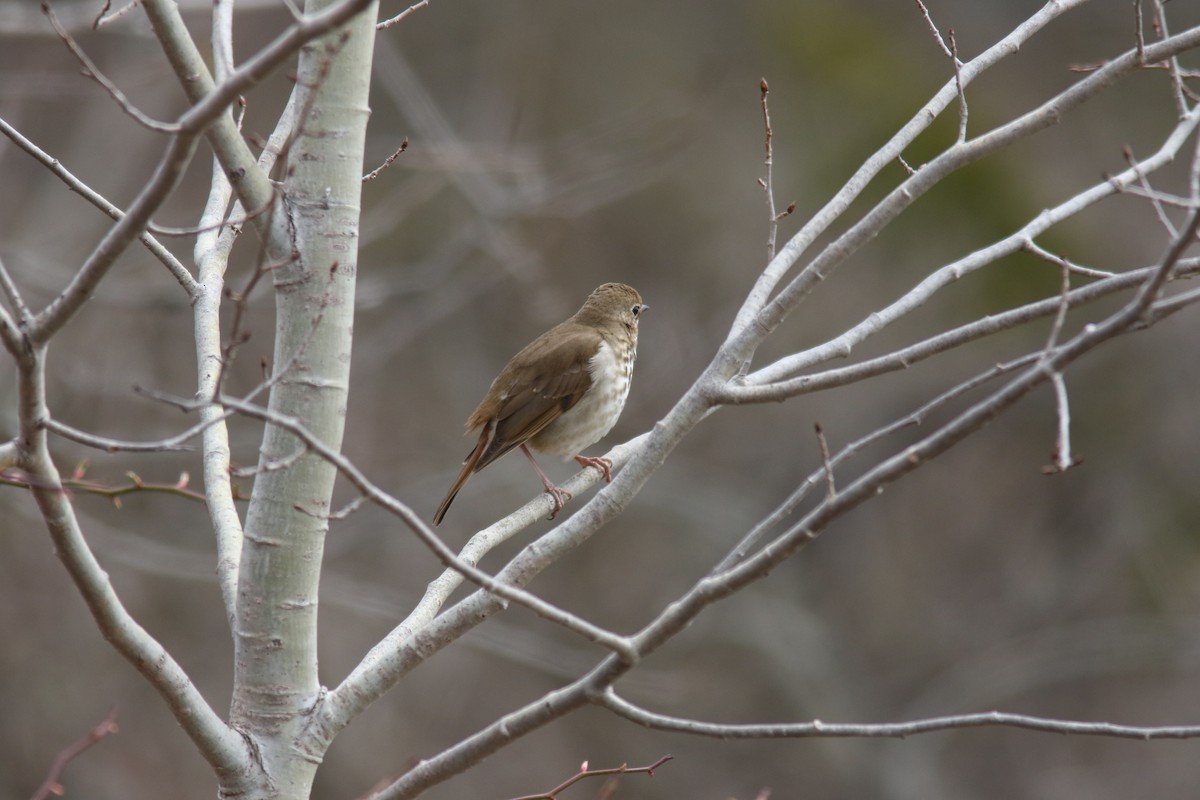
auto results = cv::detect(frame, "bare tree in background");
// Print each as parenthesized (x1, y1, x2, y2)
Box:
(2, 1, 1200, 798)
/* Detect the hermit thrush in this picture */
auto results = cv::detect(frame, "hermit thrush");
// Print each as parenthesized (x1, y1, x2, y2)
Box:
(433, 283, 646, 525)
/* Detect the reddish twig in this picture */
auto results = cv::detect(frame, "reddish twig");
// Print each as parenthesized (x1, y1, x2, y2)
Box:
(756, 79, 795, 261)
(505, 755, 672, 800)
(0, 465, 210, 506)
(914, 0, 967, 141)
(30, 707, 119, 800)
(363, 137, 409, 182)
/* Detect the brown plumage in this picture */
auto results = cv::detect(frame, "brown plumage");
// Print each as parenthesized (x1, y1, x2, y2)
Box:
(434, 283, 645, 525)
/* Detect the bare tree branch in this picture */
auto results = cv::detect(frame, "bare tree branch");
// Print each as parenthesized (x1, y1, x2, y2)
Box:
(1149, 0, 1189, 117)
(14, 346, 250, 781)
(140, 0, 380, 256)
(42, 417, 211, 452)
(731, 26, 1200, 373)
(727, 8, 1200, 359)
(43, 0, 178, 132)
(0, 116, 198, 297)
(29, 132, 201, 344)
(728, 0, 1095, 341)
(595, 690, 1200, 741)
(713, 352, 1040, 574)
(712, 257, 1200, 405)
(737, 103, 1200, 390)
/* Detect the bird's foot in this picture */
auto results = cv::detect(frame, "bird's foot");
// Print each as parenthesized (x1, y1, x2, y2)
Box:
(574, 454, 614, 482)
(543, 483, 572, 520)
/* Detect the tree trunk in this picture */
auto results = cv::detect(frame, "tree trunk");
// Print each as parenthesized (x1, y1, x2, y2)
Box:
(228, 2, 377, 796)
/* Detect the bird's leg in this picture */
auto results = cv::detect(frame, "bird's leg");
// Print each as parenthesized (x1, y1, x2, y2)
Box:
(521, 444, 571, 519)
(573, 454, 613, 482)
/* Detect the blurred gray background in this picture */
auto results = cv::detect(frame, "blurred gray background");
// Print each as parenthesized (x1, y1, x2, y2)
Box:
(2, 0, 1200, 797)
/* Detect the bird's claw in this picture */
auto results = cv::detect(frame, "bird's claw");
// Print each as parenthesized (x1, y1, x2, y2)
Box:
(574, 455, 614, 482)
(545, 485, 572, 520)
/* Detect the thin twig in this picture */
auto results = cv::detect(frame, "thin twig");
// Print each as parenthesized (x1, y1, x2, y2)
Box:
(1114, 183, 1200, 210)
(1044, 372, 1076, 473)
(1023, 240, 1116, 279)
(505, 755, 673, 800)
(31, 131, 203, 345)
(211, 243, 319, 402)
(42, 416, 208, 452)
(712, 353, 1039, 574)
(757, 79, 795, 259)
(94, 0, 139, 28)
(211, 246, 290, 400)
(0, 116, 198, 297)
(1038, 251, 1075, 476)
(1039, 254, 1077, 473)
(1124, 144, 1178, 236)
(376, 0, 430, 31)
(1148, 0, 1188, 118)
(43, 0, 178, 132)
(230, 445, 308, 478)
(1, 466, 209, 505)
(147, 196, 274, 237)
(363, 137, 409, 182)
(760, 78, 778, 262)
(30, 707, 120, 800)
(1042, 249, 1072, 352)
(948, 29, 968, 142)
(327, 493, 368, 520)
(914, 0, 968, 141)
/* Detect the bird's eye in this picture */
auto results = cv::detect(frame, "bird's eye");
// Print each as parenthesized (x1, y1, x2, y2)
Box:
(631, 304, 641, 317)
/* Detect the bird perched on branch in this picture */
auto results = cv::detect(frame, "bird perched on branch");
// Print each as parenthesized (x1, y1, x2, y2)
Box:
(434, 283, 646, 525)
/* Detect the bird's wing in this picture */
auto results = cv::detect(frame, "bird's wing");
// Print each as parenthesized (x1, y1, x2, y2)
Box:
(469, 324, 599, 470)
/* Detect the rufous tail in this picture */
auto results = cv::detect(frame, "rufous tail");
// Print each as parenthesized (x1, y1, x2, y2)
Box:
(433, 430, 488, 526)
